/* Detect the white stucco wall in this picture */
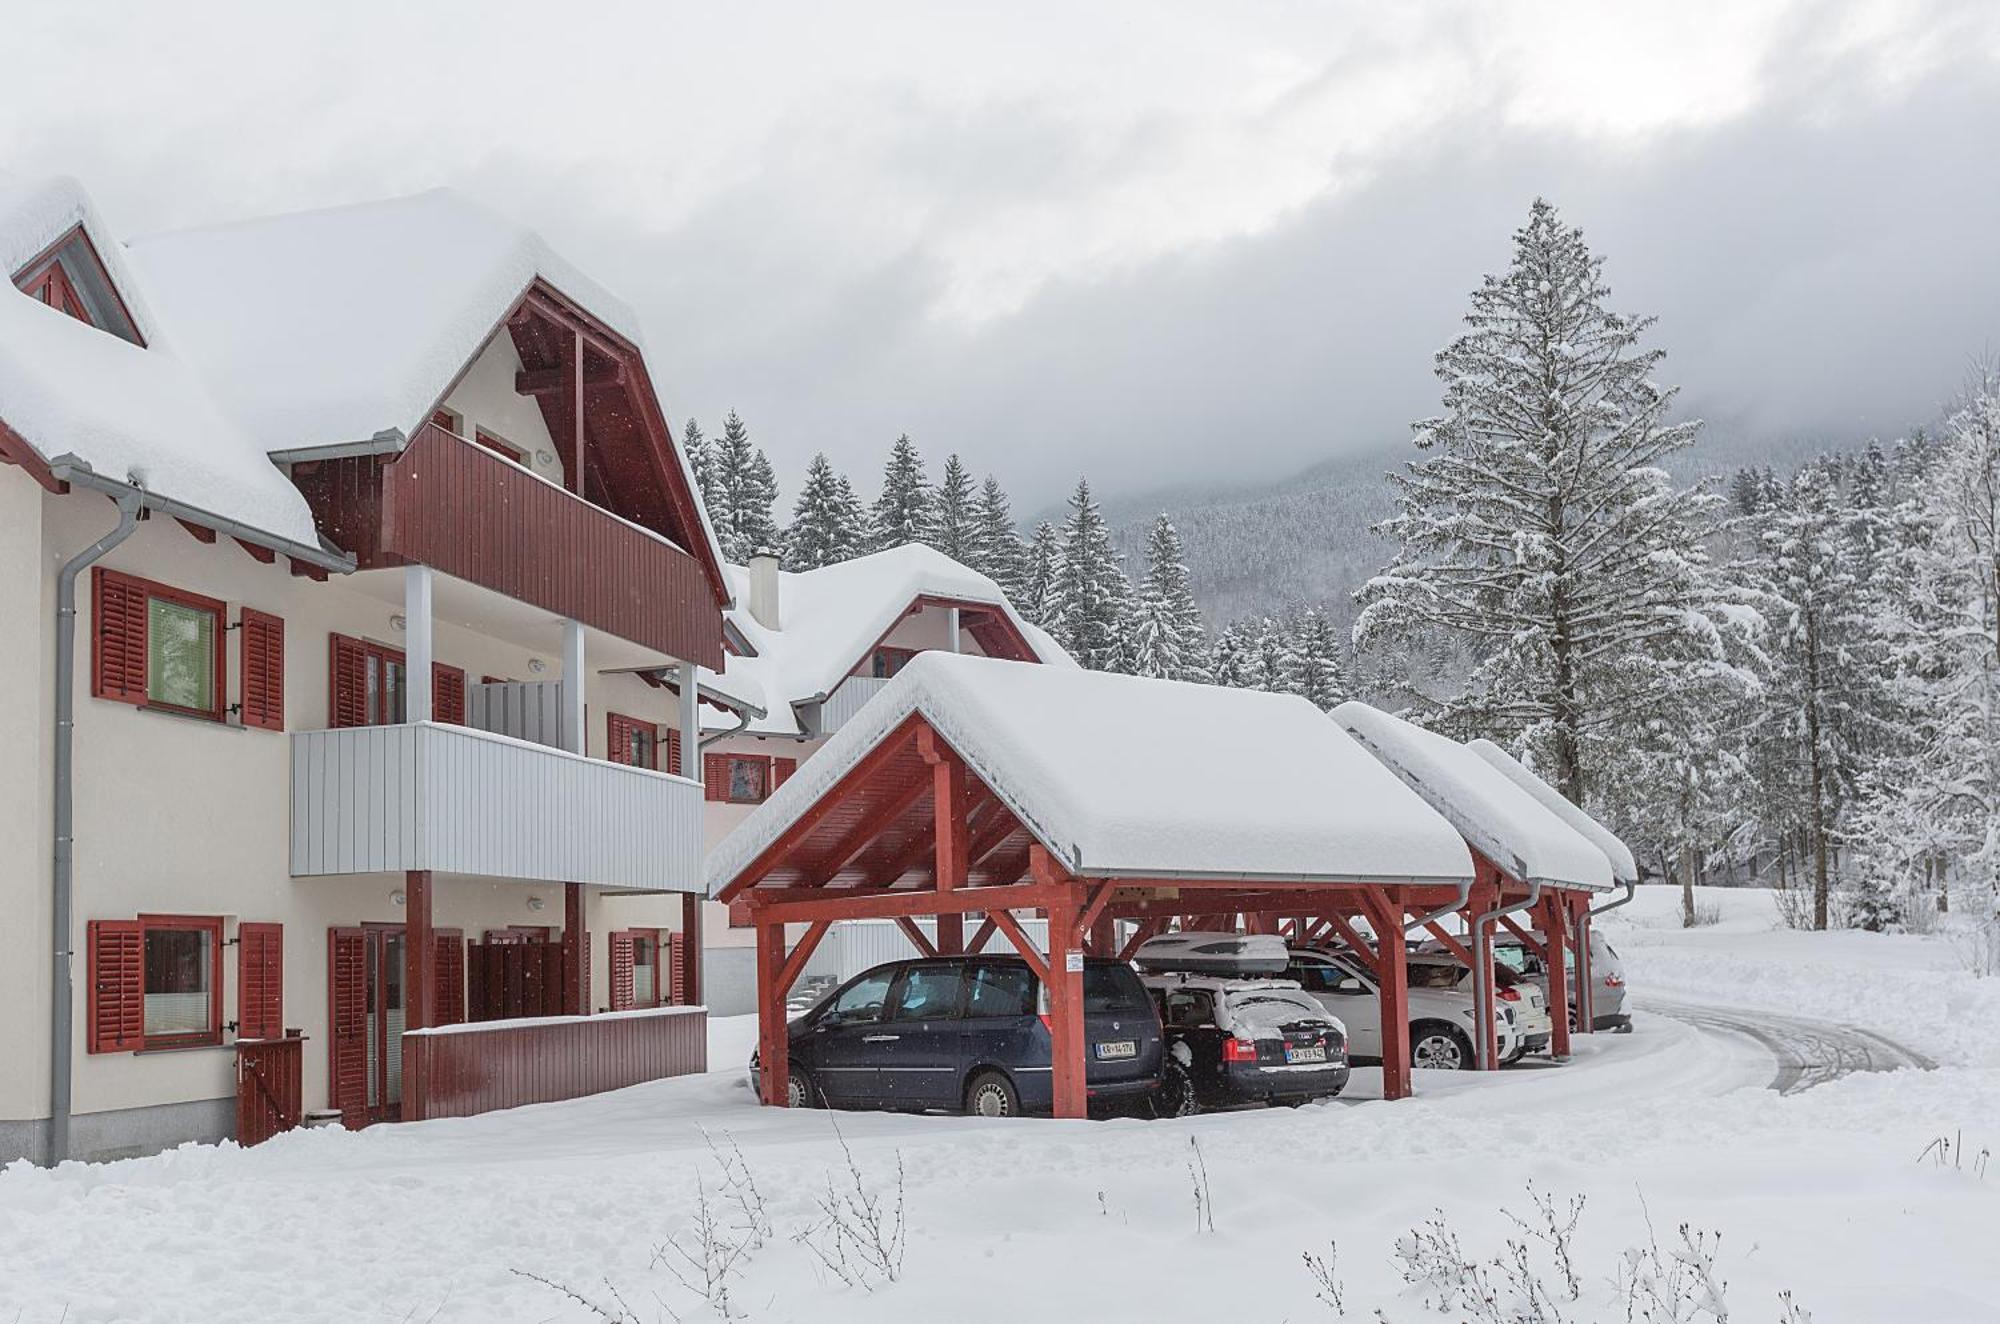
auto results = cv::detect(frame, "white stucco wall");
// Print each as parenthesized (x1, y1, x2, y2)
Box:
(6, 483, 701, 1133)
(438, 333, 565, 485)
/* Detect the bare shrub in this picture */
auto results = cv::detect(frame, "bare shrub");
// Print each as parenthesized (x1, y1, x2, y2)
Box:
(1686, 900, 1724, 928)
(509, 1270, 646, 1323)
(1505, 1182, 1586, 1302)
(1771, 876, 1817, 931)
(1302, 1241, 1345, 1314)
(1187, 1135, 1216, 1234)
(1953, 911, 2000, 978)
(1615, 1206, 1729, 1324)
(794, 1119, 906, 1289)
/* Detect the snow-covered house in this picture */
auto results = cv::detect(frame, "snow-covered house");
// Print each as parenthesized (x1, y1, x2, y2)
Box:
(639, 543, 1069, 1012)
(0, 176, 738, 1161)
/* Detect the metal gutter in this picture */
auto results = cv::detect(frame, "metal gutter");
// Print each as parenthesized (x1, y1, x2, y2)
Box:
(699, 707, 754, 750)
(1590, 879, 1637, 917)
(1403, 878, 1474, 935)
(48, 486, 142, 1165)
(49, 456, 356, 574)
(1470, 879, 1543, 1071)
(266, 427, 406, 466)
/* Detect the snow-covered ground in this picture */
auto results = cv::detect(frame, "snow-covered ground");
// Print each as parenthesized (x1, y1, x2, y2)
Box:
(3, 887, 1995, 1323)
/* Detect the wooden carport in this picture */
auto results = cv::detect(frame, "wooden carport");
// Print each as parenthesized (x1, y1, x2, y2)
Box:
(709, 655, 1477, 1116)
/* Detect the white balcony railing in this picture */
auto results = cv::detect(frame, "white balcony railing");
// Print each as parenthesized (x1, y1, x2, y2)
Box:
(289, 721, 701, 890)
(817, 674, 892, 734)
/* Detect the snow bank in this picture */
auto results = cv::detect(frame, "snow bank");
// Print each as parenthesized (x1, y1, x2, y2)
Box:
(1333, 702, 1613, 889)
(710, 653, 1474, 893)
(712, 545, 1071, 736)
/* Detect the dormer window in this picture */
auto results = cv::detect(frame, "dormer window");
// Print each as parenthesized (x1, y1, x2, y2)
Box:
(12, 227, 144, 346)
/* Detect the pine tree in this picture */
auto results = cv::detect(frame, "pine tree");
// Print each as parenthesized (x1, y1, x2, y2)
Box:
(869, 434, 937, 552)
(1211, 619, 1255, 687)
(684, 417, 726, 540)
(932, 454, 981, 565)
(1022, 521, 1060, 626)
(1287, 607, 1347, 710)
(786, 452, 864, 570)
(707, 410, 780, 560)
(1355, 197, 1745, 808)
(1045, 477, 1135, 672)
(835, 472, 874, 556)
(974, 476, 1030, 600)
(1129, 515, 1208, 681)
(1248, 616, 1297, 694)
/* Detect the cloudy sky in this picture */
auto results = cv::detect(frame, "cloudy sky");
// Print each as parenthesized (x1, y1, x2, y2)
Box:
(8, 2, 1999, 508)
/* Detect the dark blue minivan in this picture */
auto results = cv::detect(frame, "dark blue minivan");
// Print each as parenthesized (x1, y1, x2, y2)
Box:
(751, 955, 1164, 1116)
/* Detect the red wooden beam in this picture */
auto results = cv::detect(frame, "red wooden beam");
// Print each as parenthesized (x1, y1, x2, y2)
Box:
(926, 728, 969, 956)
(175, 517, 216, 544)
(1423, 921, 1475, 968)
(1541, 892, 1570, 1060)
(1498, 912, 1546, 960)
(984, 906, 1050, 984)
(1117, 917, 1165, 962)
(1044, 883, 1088, 1119)
(289, 558, 328, 582)
(965, 915, 997, 955)
(800, 774, 931, 888)
(747, 880, 1067, 927)
(233, 536, 276, 565)
(895, 916, 939, 958)
(0, 420, 62, 493)
(1074, 878, 1118, 942)
(515, 363, 625, 395)
(1360, 890, 1411, 1101)
(756, 923, 790, 1106)
(776, 919, 833, 997)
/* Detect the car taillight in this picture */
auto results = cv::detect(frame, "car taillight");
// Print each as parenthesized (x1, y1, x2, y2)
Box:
(1497, 986, 1520, 1002)
(1222, 1038, 1260, 1063)
(1604, 973, 1625, 988)
(1038, 1013, 1053, 1034)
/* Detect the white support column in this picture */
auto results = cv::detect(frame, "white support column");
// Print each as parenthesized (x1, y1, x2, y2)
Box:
(562, 619, 586, 755)
(405, 565, 433, 723)
(946, 606, 961, 653)
(679, 661, 701, 781)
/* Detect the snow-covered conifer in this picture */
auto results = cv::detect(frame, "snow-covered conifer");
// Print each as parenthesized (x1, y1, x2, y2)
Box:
(1129, 515, 1207, 681)
(933, 453, 980, 564)
(974, 476, 1030, 601)
(786, 452, 864, 570)
(1046, 477, 1135, 672)
(869, 434, 936, 552)
(1287, 607, 1347, 710)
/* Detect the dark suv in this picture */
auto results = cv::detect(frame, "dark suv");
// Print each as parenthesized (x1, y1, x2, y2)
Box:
(752, 955, 1164, 1117)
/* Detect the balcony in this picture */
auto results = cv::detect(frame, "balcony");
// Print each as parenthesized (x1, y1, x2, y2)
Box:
(289, 721, 702, 890)
(817, 674, 892, 734)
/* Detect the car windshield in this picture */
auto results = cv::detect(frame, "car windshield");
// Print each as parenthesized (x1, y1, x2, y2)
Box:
(1223, 989, 1323, 1034)
(1083, 963, 1151, 1016)
(1407, 962, 1465, 990)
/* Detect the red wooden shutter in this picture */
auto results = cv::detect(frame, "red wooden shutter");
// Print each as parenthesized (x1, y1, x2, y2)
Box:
(432, 664, 466, 725)
(664, 726, 684, 777)
(609, 931, 636, 1011)
(326, 929, 369, 1127)
(86, 919, 144, 1053)
(236, 922, 284, 1040)
(669, 931, 687, 1005)
(91, 568, 149, 704)
(328, 634, 368, 729)
(703, 752, 728, 801)
(435, 933, 465, 1026)
(606, 713, 634, 766)
(772, 756, 798, 788)
(238, 609, 286, 731)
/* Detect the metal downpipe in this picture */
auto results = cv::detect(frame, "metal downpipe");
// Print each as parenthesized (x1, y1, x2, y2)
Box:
(1470, 879, 1543, 1071)
(1590, 880, 1637, 917)
(1403, 878, 1473, 935)
(49, 487, 142, 1164)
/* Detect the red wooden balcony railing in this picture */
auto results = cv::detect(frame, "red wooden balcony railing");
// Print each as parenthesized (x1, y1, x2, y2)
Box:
(400, 1006, 707, 1121)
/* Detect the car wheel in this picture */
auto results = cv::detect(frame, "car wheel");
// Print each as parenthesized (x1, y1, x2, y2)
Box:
(1411, 1023, 1473, 1071)
(1568, 1008, 1579, 1033)
(785, 1065, 819, 1109)
(965, 1071, 1020, 1118)
(1152, 1062, 1199, 1118)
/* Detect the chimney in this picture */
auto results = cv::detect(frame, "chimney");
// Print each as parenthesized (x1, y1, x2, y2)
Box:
(747, 549, 782, 630)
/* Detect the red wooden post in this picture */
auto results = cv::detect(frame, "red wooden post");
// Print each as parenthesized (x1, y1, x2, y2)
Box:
(562, 882, 586, 1015)
(755, 920, 789, 1106)
(1364, 890, 1411, 1101)
(1030, 847, 1088, 1120)
(405, 870, 434, 1030)
(680, 891, 704, 1005)
(924, 729, 967, 955)
(1544, 890, 1571, 1060)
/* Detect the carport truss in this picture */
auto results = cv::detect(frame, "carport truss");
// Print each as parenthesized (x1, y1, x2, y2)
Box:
(718, 714, 1604, 1118)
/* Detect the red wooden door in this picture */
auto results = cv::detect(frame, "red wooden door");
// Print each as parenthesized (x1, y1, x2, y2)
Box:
(327, 928, 368, 1127)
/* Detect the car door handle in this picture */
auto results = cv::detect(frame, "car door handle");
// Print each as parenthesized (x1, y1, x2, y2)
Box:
(862, 1034, 901, 1043)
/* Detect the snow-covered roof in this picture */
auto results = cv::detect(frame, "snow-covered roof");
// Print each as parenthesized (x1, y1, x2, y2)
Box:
(1466, 739, 1639, 884)
(710, 544, 1072, 736)
(708, 653, 1474, 895)
(126, 189, 641, 454)
(0, 174, 325, 547)
(1331, 702, 1615, 891)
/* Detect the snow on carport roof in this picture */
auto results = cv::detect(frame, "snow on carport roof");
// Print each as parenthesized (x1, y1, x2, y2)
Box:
(1467, 739, 1640, 885)
(1332, 702, 1614, 891)
(706, 652, 1473, 897)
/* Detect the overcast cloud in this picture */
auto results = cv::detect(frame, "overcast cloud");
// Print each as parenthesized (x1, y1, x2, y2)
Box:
(7, 1, 1999, 507)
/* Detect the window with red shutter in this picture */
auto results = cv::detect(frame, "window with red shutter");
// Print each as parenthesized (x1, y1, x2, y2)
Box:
(91, 569, 226, 720)
(703, 752, 728, 801)
(238, 609, 286, 731)
(92, 567, 148, 704)
(609, 931, 636, 1011)
(328, 634, 370, 728)
(328, 633, 466, 727)
(664, 725, 684, 777)
(432, 663, 466, 724)
(236, 923, 284, 1040)
(669, 931, 687, 1005)
(435, 932, 465, 1026)
(87, 920, 144, 1053)
(772, 756, 798, 788)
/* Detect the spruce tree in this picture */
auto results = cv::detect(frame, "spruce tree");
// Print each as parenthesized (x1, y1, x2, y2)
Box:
(1022, 521, 1060, 626)
(1287, 607, 1347, 710)
(1045, 477, 1135, 672)
(869, 434, 937, 552)
(1129, 514, 1207, 681)
(786, 452, 864, 570)
(835, 472, 874, 557)
(1210, 619, 1254, 688)
(933, 453, 981, 565)
(1355, 197, 1743, 807)
(974, 475, 1030, 601)
(684, 417, 727, 541)
(708, 410, 780, 560)
(1248, 616, 1297, 694)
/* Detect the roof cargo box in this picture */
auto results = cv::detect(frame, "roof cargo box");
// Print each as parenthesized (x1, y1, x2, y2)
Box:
(1132, 932, 1289, 976)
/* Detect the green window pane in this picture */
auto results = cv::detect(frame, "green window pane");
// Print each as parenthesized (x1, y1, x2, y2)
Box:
(147, 598, 215, 711)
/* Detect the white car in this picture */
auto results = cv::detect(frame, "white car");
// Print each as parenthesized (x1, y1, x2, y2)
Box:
(1489, 931, 1631, 1033)
(1406, 953, 1552, 1063)
(1284, 947, 1519, 1071)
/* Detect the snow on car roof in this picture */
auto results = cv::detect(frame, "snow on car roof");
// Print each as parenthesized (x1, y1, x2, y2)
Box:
(1466, 738, 1639, 884)
(707, 652, 1475, 895)
(1332, 702, 1615, 891)
(710, 544, 1071, 736)
(0, 174, 325, 547)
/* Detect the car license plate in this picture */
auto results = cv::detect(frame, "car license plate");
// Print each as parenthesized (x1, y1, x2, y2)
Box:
(1285, 1044, 1328, 1064)
(1094, 1040, 1136, 1061)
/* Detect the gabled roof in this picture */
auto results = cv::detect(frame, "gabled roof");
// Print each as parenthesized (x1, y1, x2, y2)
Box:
(1467, 739, 1639, 885)
(1332, 702, 1614, 891)
(710, 544, 1072, 736)
(0, 174, 325, 547)
(708, 652, 1473, 896)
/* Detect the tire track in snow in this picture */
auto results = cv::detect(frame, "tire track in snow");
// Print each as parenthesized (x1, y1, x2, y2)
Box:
(1637, 997, 1936, 1094)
